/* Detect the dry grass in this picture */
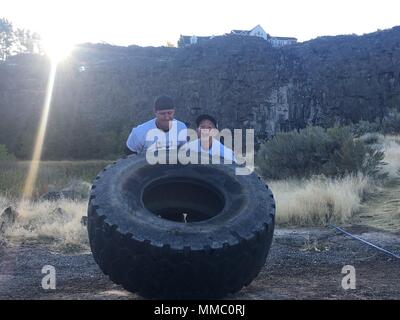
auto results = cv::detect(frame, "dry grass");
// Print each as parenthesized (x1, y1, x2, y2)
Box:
(268, 173, 375, 226)
(1, 197, 89, 252)
(380, 135, 400, 179)
(0, 160, 110, 252)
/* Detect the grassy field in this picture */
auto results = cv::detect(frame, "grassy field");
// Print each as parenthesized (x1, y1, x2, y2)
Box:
(0, 160, 111, 250)
(0, 160, 111, 200)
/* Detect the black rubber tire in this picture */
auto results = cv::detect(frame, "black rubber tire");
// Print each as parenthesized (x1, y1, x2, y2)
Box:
(87, 153, 275, 299)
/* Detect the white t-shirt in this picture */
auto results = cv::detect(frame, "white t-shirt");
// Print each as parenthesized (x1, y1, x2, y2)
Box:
(126, 118, 187, 153)
(185, 138, 236, 163)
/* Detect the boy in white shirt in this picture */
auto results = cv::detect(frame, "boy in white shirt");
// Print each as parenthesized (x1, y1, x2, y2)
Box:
(186, 114, 236, 163)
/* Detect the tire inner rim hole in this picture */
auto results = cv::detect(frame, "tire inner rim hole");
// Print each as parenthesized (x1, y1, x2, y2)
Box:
(142, 177, 225, 223)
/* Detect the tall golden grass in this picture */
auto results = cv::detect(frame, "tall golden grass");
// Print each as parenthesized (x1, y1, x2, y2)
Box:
(269, 174, 373, 226)
(380, 135, 400, 179)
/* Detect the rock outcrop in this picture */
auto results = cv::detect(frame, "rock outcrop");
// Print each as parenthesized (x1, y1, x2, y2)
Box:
(0, 206, 18, 234)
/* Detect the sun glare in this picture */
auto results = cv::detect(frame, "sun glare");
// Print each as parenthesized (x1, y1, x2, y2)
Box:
(43, 34, 75, 64)
(21, 61, 57, 201)
(20, 28, 76, 202)
(45, 42, 74, 64)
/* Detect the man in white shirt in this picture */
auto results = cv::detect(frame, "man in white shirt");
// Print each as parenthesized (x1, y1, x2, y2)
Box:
(186, 114, 236, 163)
(126, 96, 187, 154)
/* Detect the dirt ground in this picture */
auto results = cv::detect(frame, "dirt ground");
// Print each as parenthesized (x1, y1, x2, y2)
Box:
(0, 225, 398, 300)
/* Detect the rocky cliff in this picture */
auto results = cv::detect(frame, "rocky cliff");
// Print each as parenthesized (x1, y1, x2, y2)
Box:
(0, 26, 399, 159)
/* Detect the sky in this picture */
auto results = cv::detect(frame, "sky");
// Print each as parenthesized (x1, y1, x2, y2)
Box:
(2, 0, 400, 48)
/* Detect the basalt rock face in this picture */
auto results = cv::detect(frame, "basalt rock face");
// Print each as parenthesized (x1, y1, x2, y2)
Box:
(285, 29, 400, 129)
(0, 27, 399, 159)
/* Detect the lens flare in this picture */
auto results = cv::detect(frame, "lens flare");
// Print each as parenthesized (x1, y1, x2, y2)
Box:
(21, 61, 58, 201)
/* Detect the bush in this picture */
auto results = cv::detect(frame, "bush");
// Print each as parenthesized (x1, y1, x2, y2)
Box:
(0, 144, 16, 161)
(349, 110, 400, 136)
(349, 120, 381, 137)
(359, 132, 385, 145)
(256, 126, 386, 180)
(381, 110, 400, 134)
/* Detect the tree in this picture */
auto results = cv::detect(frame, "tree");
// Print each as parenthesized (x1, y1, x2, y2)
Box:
(14, 28, 43, 54)
(0, 18, 15, 60)
(0, 17, 43, 60)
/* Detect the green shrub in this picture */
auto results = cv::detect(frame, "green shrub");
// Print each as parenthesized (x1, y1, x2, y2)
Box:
(359, 132, 385, 145)
(0, 144, 16, 161)
(349, 110, 400, 136)
(349, 120, 381, 137)
(381, 110, 400, 134)
(256, 126, 386, 180)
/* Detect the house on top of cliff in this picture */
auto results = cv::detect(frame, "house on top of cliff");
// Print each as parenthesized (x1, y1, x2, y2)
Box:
(231, 25, 297, 47)
(231, 24, 270, 40)
(178, 25, 297, 48)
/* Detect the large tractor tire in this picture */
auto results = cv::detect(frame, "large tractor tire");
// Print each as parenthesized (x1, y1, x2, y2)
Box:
(87, 153, 275, 299)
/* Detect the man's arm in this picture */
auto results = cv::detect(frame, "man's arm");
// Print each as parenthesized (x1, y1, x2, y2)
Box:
(126, 128, 143, 154)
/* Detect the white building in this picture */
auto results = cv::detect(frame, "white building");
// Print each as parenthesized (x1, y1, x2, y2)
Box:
(231, 25, 297, 47)
(178, 25, 297, 48)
